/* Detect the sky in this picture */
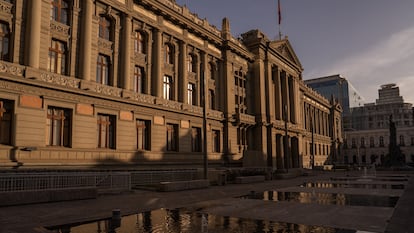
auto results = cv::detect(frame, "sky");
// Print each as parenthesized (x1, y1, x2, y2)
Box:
(175, 0, 414, 104)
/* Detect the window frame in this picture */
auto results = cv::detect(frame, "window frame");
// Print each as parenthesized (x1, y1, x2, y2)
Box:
(98, 16, 111, 41)
(163, 75, 173, 100)
(191, 127, 202, 152)
(46, 106, 72, 147)
(51, 0, 69, 25)
(0, 99, 13, 145)
(212, 130, 220, 153)
(48, 39, 67, 75)
(97, 113, 116, 149)
(134, 31, 146, 54)
(133, 66, 145, 93)
(0, 21, 10, 61)
(136, 119, 150, 151)
(96, 54, 111, 85)
(166, 123, 178, 151)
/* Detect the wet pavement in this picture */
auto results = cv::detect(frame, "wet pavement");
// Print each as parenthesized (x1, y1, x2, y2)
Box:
(0, 170, 413, 233)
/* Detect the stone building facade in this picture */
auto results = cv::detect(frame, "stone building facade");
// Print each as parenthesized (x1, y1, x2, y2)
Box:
(0, 0, 341, 169)
(343, 84, 414, 165)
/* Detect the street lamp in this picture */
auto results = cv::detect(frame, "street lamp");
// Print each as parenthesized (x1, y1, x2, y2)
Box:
(310, 111, 315, 169)
(201, 62, 208, 179)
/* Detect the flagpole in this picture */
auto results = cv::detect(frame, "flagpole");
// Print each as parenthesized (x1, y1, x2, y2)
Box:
(278, 0, 282, 40)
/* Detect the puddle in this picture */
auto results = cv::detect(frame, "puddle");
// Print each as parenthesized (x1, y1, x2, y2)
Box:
(331, 177, 408, 182)
(301, 182, 405, 189)
(46, 208, 356, 233)
(241, 191, 399, 207)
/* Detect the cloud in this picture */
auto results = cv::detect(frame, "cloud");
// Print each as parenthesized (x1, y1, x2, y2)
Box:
(307, 26, 414, 103)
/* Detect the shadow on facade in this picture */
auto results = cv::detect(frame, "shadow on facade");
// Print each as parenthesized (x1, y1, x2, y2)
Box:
(91, 129, 227, 170)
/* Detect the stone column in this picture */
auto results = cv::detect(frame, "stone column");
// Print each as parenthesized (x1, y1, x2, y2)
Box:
(179, 41, 187, 103)
(80, 0, 93, 81)
(281, 71, 290, 121)
(122, 14, 132, 90)
(151, 28, 162, 97)
(274, 68, 282, 120)
(26, 0, 41, 68)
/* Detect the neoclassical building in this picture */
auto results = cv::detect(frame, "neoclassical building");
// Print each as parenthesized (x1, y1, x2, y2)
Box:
(343, 84, 414, 165)
(0, 0, 341, 170)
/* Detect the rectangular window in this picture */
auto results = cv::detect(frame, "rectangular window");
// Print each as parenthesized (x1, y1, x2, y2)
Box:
(51, 0, 69, 25)
(166, 123, 178, 151)
(97, 114, 115, 149)
(136, 119, 150, 150)
(0, 21, 10, 61)
(46, 107, 71, 147)
(212, 130, 220, 153)
(133, 66, 144, 93)
(187, 83, 196, 105)
(191, 127, 201, 152)
(48, 39, 67, 75)
(163, 75, 173, 100)
(0, 99, 13, 145)
(96, 54, 110, 85)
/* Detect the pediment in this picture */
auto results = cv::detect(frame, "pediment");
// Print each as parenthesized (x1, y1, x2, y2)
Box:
(271, 39, 303, 70)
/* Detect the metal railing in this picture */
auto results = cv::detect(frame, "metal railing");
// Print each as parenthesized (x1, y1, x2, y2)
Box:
(131, 169, 200, 186)
(0, 172, 131, 192)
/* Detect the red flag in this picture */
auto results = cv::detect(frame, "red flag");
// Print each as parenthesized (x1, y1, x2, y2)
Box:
(278, 0, 281, 25)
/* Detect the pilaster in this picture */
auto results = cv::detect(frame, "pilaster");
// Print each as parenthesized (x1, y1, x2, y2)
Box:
(80, 0, 93, 81)
(122, 14, 132, 90)
(26, 0, 42, 68)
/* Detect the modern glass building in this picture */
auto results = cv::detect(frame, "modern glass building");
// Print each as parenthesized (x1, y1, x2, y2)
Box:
(304, 74, 365, 115)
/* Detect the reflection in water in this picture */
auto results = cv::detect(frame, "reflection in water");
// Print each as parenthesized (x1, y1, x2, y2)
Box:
(302, 182, 405, 189)
(47, 208, 355, 233)
(242, 191, 399, 207)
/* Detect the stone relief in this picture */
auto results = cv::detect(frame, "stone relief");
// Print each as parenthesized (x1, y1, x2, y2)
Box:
(0, 61, 25, 77)
(40, 73, 80, 88)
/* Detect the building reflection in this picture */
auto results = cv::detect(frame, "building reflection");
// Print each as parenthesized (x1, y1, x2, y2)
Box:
(50, 207, 352, 233)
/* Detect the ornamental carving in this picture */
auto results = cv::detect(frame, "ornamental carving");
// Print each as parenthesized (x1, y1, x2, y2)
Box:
(155, 98, 182, 111)
(40, 73, 80, 88)
(0, 1, 12, 14)
(50, 21, 70, 35)
(98, 38, 114, 51)
(238, 113, 256, 125)
(0, 61, 25, 76)
(186, 105, 203, 114)
(134, 53, 147, 64)
(94, 83, 122, 97)
(207, 110, 224, 119)
(132, 93, 155, 105)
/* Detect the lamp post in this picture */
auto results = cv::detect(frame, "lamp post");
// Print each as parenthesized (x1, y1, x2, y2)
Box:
(284, 104, 289, 172)
(201, 62, 208, 179)
(310, 111, 315, 169)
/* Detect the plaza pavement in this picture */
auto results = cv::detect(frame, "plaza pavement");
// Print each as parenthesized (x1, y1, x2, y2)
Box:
(0, 170, 412, 233)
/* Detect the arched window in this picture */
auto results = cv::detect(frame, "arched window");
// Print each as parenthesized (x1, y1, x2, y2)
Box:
(0, 21, 10, 61)
(187, 54, 197, 72)
(370, 137, 375, 147)
(51, 0, 69, 25)
(99, 16, 112, 41)
(134, 31, 145, 54)
(165, 44, 174, 64)
(360, 137, 365, 148)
